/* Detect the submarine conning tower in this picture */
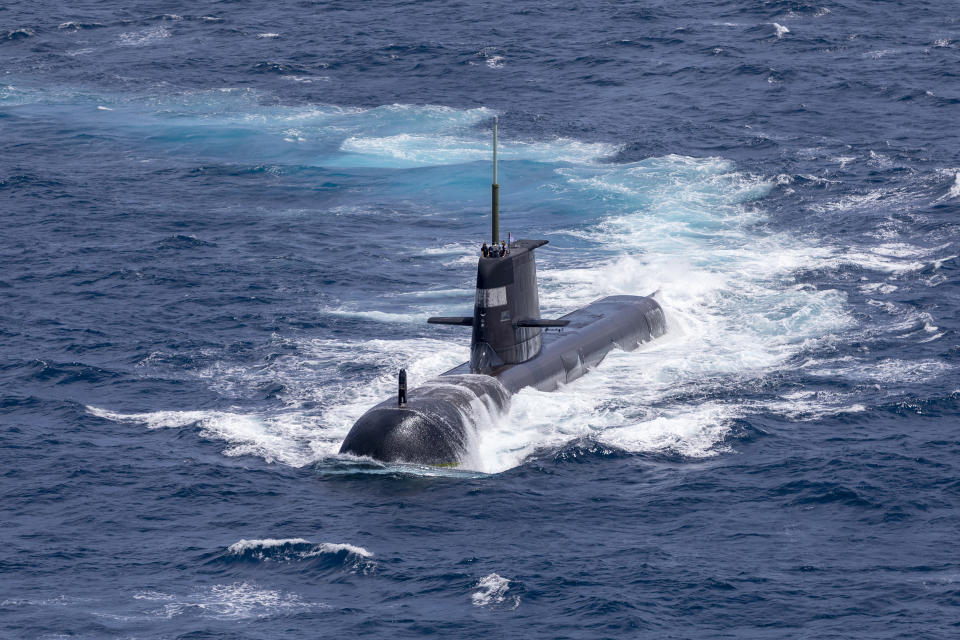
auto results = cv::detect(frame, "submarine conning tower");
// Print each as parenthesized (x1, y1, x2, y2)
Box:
(426, 116, 569, 374)
(471, 239, 548, 373)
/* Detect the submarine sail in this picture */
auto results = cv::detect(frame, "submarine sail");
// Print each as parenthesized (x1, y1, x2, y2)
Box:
(339, 118, 667, 466)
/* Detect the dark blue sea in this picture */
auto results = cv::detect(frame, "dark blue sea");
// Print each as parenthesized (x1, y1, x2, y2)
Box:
(2, 1, 959, 637)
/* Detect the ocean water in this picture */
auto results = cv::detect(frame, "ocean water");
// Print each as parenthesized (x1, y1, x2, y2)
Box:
(2, 1, 958, 637)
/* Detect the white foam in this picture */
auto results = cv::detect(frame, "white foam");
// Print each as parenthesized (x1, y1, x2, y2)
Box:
(306, 543, 374, 558)
(282, 127, 305, 142)
(87, 406, 212, 429)
(227, 538, 373, 558)
(466, 155, 857, 466)
(934, 254, 957, 270)
(281, 75, 329, 83)
(486, 55, 505, 69)
(471, 573, 518, 608)
(599, 403, 737, 457)
(133, 591, 175, 601)
(58, 21, 103, 30)
(859, 282, 898, 295)
(118, 26, 170, 46)
(772, 23, 790, 38)
(837, 247, 927, 273)
(257, 33, 279, 39)
(140, 583, 325, 620)
(803, 356, 949, 384)
(323, 306, 427, 324)
(340, 134, 616, 168)
(939, 171, 960, 201)
(0, 595, 81, 607)
(419, 243, 471, 256)
(757, 390, 868, 421)
(227, 538, 310, 554)
(5, 28, 34, 39)
(87, 406, 320, 466)
(89, 336, 470, 467)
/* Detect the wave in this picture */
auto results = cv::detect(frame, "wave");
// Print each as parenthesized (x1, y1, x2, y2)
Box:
(934, 170, 960, 202)
(226, 538, 373, 560)
(472, 573, 519, 608)
(86, 406, 321, 467)
(3, 28, 36, 41)
(58, 22, 104, 31)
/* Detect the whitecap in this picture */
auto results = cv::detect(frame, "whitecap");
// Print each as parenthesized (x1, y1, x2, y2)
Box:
(935, 171, 960, 202)
(772, 23, 790, 38)
(4, 28, 35, 40)
(227, 538, 311, 554)
(471, 573, 518, 608)
(304, 543, 374, 558)
(227, 538, 373, 559)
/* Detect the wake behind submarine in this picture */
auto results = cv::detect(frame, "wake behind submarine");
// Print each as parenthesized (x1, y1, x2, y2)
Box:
(339, 117, 667, 466)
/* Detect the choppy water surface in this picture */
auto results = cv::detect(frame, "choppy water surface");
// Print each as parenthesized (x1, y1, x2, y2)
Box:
(2, 1, 958, 637)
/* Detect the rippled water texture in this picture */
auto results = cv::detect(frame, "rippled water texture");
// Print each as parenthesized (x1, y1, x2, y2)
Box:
(2, 1, 959, 638)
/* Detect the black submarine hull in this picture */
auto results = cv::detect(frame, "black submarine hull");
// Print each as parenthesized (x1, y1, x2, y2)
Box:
(339, 294, 666, 466)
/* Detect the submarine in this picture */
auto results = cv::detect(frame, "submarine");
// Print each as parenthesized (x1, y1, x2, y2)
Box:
(339, 117, 667, 466)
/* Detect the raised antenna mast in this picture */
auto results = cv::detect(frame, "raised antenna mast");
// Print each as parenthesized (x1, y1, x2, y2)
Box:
(491, 116, 499, 244)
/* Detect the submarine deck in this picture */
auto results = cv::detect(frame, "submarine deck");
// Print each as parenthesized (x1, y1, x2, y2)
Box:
(440, 294, 662, 393)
